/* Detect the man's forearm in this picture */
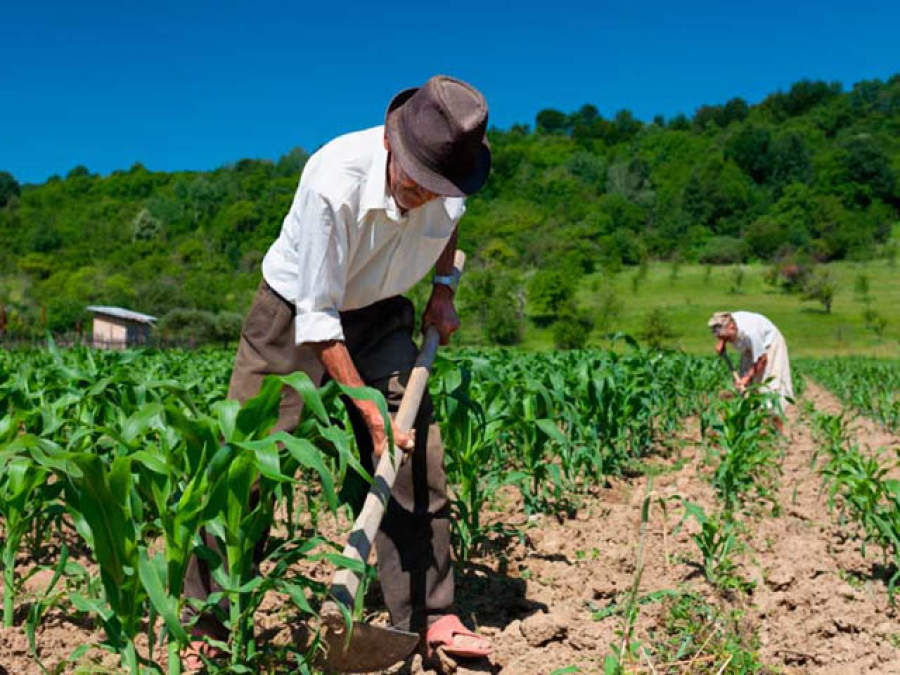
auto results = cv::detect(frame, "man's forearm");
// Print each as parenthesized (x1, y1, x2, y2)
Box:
(744, 354, 768, 383)
(310, 340, 378, 421)
(753, 354, 768, 378)
(434, 227, 458, 277)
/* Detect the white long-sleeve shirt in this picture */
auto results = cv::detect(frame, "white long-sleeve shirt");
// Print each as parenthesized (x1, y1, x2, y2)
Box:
(262, 126, 465, 345)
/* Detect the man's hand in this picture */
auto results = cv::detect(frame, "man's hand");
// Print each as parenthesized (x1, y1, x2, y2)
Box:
(422, 284, 459, 346)
(312, 340, 416, 458)
(733, 372, 747, 393)
(360, 402, 416, 458)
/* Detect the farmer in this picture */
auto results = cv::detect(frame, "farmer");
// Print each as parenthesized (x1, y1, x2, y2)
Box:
(182, 75, 492, 668)
(708, 311, 794, 422)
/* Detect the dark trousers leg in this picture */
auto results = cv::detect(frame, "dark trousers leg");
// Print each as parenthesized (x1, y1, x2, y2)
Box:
(343, 378, 453, 633)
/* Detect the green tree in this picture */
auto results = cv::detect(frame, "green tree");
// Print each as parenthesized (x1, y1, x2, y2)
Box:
(803, 268, 838, 313)
(527, 269, 575, 324)
(0, 171, 20, 207)
(638, 308, 678, 349)
(552, 304, 594, 349)
(536, 109, 569, 134)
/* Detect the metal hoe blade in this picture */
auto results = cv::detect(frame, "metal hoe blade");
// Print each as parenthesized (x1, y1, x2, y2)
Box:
(318, 615, 419, 673)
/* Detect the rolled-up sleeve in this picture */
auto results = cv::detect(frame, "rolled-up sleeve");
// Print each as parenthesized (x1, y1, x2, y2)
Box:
(292, 187, 349, 345)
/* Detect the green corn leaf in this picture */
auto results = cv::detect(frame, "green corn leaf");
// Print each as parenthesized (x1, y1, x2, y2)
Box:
(71, 455, 130, 588)
(274, 433, 338, 511)
(138, 549, 188, 644)
(280, 372, 329, 424)
(278, 580, 314, 615)
(234, 438, 290, 484)
(121, 403, 166, 444)
(323, 553, 368, 575)
(235, 375, 282, 439)
(128, 449, 170, 476)
(214, 399, 240, 443)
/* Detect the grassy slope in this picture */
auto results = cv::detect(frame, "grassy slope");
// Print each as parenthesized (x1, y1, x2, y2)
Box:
(514, 259, 900, 357)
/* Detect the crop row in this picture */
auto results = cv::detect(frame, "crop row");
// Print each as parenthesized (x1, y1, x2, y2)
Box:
(1, 342, 722, 673)
(801, 356, 900, 432)
(809, 408, 900, 600)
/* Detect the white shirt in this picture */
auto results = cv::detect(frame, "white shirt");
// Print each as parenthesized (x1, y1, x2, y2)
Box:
(732, 311, 778, 362)
(262, 126, 466, 345)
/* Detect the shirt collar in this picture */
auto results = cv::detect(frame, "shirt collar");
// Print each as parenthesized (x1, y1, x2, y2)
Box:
(358, 125, 464, 224)
(359, 134, 404, 223)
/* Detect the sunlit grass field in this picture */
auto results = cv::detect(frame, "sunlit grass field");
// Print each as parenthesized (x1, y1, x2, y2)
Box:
(520, 259, 900, 357)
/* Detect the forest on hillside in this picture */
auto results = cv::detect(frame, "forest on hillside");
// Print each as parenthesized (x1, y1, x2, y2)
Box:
(0, 74, 898, 344)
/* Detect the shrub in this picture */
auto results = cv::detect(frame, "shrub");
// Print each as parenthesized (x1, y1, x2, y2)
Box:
(802, 268, 838, 313)
(483, 297, 522, 345)
(698, 236, 749, 264)
(527, 269, 575, 325)
(553, 304, 595, 349)
(638, 308, 678, 349)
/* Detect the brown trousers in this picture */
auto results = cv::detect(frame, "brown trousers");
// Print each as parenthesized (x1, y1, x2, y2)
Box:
(183, 281, 453, 634)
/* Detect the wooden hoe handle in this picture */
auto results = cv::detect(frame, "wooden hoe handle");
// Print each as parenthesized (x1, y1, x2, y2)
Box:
(327, 250, 466, 609)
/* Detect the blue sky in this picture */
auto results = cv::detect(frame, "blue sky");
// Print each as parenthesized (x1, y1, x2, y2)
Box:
(2, 0, 899, 184)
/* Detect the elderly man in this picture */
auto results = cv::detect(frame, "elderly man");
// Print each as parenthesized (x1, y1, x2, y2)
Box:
(183, 75, 492, 667)
(708, 311, 794, 419)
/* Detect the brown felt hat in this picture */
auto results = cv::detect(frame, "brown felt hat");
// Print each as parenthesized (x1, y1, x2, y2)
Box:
(385, 75, 491, 197)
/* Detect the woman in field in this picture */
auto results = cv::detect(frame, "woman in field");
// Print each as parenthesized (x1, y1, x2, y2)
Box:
(708, 311, 794, 424)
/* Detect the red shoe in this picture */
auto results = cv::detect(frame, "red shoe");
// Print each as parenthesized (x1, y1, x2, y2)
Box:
(425, 615, 491, 659)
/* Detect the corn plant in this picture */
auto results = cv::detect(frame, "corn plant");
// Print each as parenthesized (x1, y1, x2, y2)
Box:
(675, 501, 750, 594)
(2, 343, 729, 672)
(813, 409, 900, 600)
(0, 450, 61, 626)
(432, 357, 505, 559)
(3, 346, 372, 674)
(701, 388, 782, 516)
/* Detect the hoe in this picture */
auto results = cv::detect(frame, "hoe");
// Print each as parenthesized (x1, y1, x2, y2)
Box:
(316, 251, 466, 673)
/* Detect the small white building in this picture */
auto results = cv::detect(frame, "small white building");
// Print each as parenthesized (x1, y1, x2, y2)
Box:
(86, 306, 157, 349)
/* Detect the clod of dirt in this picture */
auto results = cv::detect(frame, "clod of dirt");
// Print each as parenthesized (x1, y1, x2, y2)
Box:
(22, 568, 57, 594)
(591, 576, 623, 600)
(498, 658, 533, 675)
(568, 624, 604, 651)
(500, 619, 524, 641)
(407, 653, 438, 675)
(766, 566, 795, 591)
(534, 531, 568, 556)
(874, 621, 895, 639)
(833, 615, 862, 634)
(520, 612, 567, 647)
(435, 646, 458, 673)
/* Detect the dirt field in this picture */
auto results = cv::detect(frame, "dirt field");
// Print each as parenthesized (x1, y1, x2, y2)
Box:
(1, 381, 899, 674)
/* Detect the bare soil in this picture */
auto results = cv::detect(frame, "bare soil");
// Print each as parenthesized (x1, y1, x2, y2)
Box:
(2, 381, 899, 674)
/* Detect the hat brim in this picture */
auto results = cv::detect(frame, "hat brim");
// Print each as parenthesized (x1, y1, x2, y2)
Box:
(385, 87, 491, 198)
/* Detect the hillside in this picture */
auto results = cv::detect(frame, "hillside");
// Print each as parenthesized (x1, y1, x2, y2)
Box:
(0, 74, 898, 345)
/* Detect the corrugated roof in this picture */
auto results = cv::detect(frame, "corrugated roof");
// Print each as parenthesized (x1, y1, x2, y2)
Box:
(86, 306, 157, 324)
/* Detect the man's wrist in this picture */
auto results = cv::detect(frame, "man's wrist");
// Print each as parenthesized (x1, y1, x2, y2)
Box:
(430, 281, 455, 298)
(433, 272, 458, 288)
(356, 399, 383, 426)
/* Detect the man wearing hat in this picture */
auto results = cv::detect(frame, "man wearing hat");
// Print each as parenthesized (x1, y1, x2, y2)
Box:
(708, 310, 794, 426)
(182, 75, 492, 668)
